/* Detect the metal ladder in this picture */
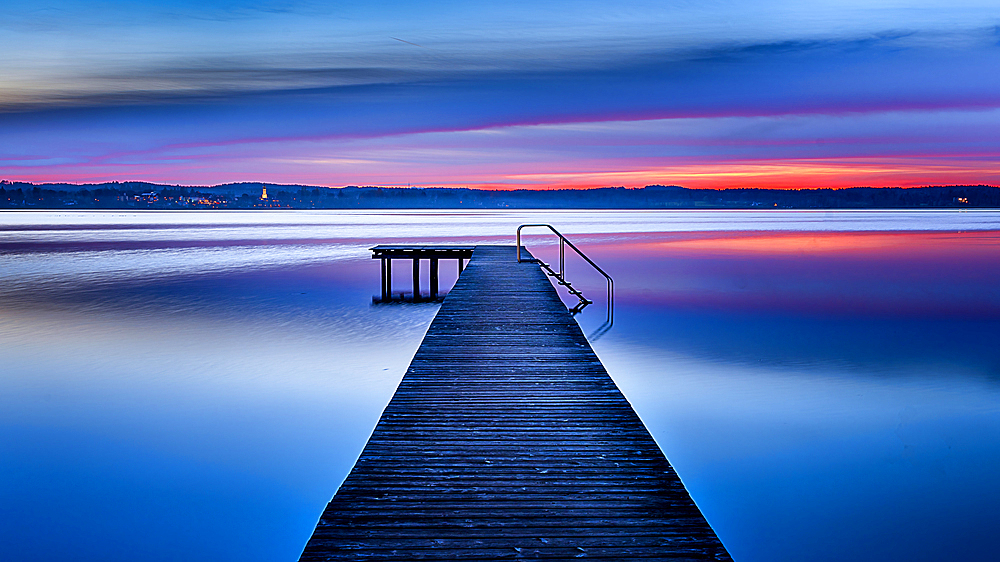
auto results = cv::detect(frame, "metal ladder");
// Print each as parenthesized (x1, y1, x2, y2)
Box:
(516, 224, 614, 337)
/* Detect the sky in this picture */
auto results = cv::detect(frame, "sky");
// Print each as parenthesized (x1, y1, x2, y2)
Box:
(1, 0, 998, 189)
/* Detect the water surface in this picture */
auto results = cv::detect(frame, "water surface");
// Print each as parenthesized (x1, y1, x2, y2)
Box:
(2, 210, 999, 561)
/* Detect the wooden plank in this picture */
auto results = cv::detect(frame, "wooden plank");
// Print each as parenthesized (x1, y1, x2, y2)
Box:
(300, 245, 731, 561)
(371, 245, 475, 260)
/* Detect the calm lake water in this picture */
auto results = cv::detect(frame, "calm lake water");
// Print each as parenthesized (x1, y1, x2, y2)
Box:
(2, 210, 999, 561)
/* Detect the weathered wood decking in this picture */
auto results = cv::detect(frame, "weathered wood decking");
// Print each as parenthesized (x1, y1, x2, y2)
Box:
(299, 245, 731, 561)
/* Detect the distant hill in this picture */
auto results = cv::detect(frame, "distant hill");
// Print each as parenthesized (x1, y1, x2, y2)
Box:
(1, 181, 998, 209)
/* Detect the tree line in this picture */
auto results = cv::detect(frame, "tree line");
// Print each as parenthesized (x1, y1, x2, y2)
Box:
(1, 181, 998, 209)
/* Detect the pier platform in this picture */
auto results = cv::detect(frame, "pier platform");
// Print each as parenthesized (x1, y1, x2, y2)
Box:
(372, 245, 474, 302)
(300, 245, 731, 560)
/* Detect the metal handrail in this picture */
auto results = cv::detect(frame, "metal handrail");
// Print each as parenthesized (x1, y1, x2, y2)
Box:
(517, 224, 614, 327)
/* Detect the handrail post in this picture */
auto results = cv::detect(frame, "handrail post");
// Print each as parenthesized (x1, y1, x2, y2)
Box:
(559, 237, 565, 280)
(516, 225, 523, 263)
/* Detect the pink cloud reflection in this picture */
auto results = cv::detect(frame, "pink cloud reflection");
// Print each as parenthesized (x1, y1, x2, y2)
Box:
(580, 231, 1000, 318)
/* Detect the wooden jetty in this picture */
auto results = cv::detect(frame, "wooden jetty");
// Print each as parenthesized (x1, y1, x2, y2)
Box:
(300, 245, 731, 561)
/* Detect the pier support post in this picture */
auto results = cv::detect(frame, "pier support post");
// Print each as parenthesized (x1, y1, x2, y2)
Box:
(458, 258, 465, 274)
(386, 259, 392, 300)
(380, 259, 388, 301)
(430, 258, 439, 299)
(412, 258, 420, 301)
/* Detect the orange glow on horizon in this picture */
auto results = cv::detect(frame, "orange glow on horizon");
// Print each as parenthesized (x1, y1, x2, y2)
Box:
(479, 158, 1000, 190)
(3, 156, 996, 191)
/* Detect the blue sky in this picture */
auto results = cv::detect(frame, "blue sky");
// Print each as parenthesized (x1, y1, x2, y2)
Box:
(1, 0, 998, 187)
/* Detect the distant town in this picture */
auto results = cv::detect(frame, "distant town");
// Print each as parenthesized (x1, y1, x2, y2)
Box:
(1, 180, 998, 209)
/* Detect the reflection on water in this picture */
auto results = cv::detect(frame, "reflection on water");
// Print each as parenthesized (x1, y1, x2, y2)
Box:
(0, 263, 437, 561)
(2, 210, 999, 562)
(578, 229, 1000, 562)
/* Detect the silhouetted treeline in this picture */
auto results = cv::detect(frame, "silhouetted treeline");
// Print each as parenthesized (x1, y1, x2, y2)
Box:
(2, 181, 998, 209)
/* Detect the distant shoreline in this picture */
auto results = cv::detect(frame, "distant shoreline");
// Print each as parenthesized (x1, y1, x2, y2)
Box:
(2, 182, 999, 210)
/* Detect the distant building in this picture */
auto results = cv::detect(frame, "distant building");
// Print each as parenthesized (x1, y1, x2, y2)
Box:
(261, 185, 268, 200)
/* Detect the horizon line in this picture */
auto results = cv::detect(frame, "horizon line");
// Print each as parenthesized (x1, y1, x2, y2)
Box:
(3, 180, 999, 192)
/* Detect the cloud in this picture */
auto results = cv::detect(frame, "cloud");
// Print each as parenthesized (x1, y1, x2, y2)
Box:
(2, 2, 998, 187)
(4, 107, 998, 188)
(4, 27, 998, 118)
